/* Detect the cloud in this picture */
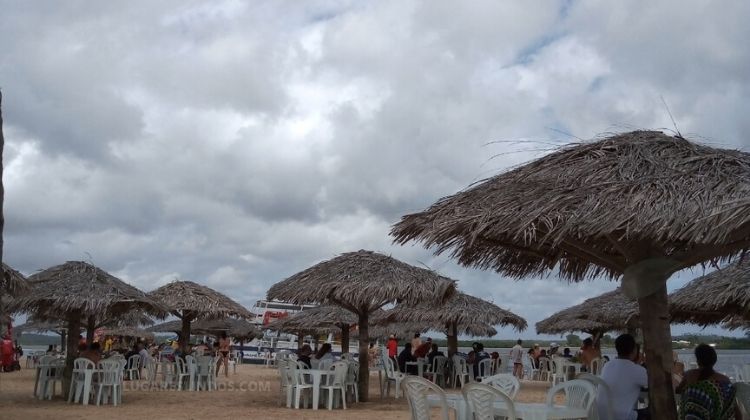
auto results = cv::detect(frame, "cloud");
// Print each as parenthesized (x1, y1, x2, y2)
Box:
(2, 0, 748, 338)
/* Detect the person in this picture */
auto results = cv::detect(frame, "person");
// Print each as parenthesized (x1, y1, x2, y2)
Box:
(311, 343, 334, 369)
(80, 342, 102, 366)
(103, 336, 113, 352)
(217, 332, 231, 377)
(471, 343, 490, 378)
(672, 350, 685, 389)
(367, 342, 379, 367)
(509, 339, 524, 379)
(562, 347, 572, 358)
(411, 333, 422, 355)
(78, 335, 87, 348)
(676, 344, 739, 419)
(413, 339, 432, 359)
(138, 342, 150, 367)
(297, 344, 313, 368)
(387, 334, 398, 358)
(194, 340, 209, 355)
(427, 344, 444, 365)
(398, 343, 416, 374)
(532, 343, 541, 359)
(549, 342, 559, 357)
(46, 345, 56, 355)
(578, 337, 600, 369)
(598, 334, 648, 420)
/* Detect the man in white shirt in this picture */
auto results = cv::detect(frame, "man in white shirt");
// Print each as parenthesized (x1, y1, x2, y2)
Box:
(509, 339, 524, 379)
(598, 334, 648, 420)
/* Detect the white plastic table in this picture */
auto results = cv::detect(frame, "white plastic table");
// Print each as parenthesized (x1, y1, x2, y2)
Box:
(300, 369, 335, 410)
(406, 361, 429, 377)
(430, 393, 589, 420)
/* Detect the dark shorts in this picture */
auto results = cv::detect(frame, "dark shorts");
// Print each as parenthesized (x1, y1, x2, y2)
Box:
(220, 351, 229, 357)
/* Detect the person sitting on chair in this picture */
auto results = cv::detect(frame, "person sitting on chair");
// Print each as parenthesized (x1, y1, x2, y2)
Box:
(676, 343, 740, 419)
(598, 334, 647, 420)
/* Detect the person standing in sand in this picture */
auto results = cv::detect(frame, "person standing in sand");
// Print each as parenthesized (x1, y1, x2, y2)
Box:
(411, 333, 422, 355)
(509, 339, 524, 379)
(216, 332, 231, 377)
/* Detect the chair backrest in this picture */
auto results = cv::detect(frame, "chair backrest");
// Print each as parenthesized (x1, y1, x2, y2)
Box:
(477, 358, 493, 378)
(401, 376, 450, 420)
(127, 354, 141, 370)
(546, 379, 597, 412)
(328, 361, 348, 387)
(499, 354, 511, 373)
(98, 359, 123, 385)
(463, 382, 517, 420)
(590, 357, 604, 375)
(294, 360, 309, 370)
(553, 358, 567, 377)
(39, 355, 56, 366)
(347, 361, 360, 382)
(736, 383, 750, 419)
(538, 357, 552, 373)
(577, 372, 614, 420)
(482, 373, 520, 399)
(383, 357, 397, 379)
(175, 356, 187, 374)
(196, 355, 214, 375)
(318, 358, 333, 371)
(432, 356, 448, 374)
(453, 355, 468, 374)
(73, 357, 96, 371)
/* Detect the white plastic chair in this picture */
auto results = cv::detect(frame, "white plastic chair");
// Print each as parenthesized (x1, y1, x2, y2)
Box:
(184, 355, 198, 391)
(736, 383, 750, 418)
(576, 372, 614, 420)
(125, 354, 141, 380)
(463, 382, 517, 420)
(195, 355, 215, 391)
(345, 360, 359, 403)
(545, 379, 597, 417)
(589, 357, 605, 376)
(481, 373, 520, 399)
(68, 358, 96, 404)
(401, 375, 451, 420)
(277, 360, 294, 407)
(142, 356, 158, 390)
(452, 355, 471, 388)
(38, 358, 64, 400)
(293, 364, 314, 409)
(383, 357, 405, 399)
(174, 357, 192, 391)
(320, 361, 348, 410)
(96, 359, 123, 406)
(476, 358, 493, 381)
(426, 355, 449, 387)
(525, 354, 539, 380)
(537, 357, 552, 382)
(551, 358, 568, 384)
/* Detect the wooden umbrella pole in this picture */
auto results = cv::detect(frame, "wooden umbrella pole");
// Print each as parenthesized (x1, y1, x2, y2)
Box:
(357, 311, 369, 402)
(447, 322, 458, 356)
(180, 314, 193, 355)
(638, 282, 677, 420)
(63, 313, 81, 399)
(85, 315, 96, 345)
(340, 324, 350, 354)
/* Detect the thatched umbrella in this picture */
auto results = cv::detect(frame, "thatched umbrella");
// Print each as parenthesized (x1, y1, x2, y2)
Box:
(100, 326, 155, 341)
(670, 259, 750, 326)
(146, 320, 183, 334)
(264, 305, 357, 351)
(536, 287, 639, 341)
(14, 319, 71, 351)
(391, 131, 750, 419)
(148, 280, 252, 354)
(10, 261, 166, 396)
(267, 249, 455, 401)
(193, 318, 261, 341)
(384, 291, 526, 355)
(2, 263, 28, 297)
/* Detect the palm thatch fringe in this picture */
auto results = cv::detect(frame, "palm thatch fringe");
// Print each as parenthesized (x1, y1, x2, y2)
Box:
(669, 259, 750, 326)
(148, 280, 251, 320)
(535, 288, 639, 335)
(11, 261, 167, 318)
(100, 327, 154, 340)
(266, 250, 455, 312)
(391, 131, 750, 281)
(384, 291, 527, 333)
(147, 318, 260, 340)
(2, 263, 28, 297)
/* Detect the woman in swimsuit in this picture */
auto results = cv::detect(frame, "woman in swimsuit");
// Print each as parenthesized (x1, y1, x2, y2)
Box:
(217, 332, 231, 377)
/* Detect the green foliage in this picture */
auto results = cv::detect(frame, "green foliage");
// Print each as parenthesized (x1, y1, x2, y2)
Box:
(565, 334, 581, 346)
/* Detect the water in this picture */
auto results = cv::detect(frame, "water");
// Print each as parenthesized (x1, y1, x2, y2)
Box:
(456, 346, 750, 378)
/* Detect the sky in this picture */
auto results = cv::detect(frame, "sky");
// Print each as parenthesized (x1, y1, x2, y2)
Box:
(1, 0, 749, 340)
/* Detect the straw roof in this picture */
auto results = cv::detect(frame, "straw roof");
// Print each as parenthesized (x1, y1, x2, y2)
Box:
(536, 288, 639, 335)
(15, 320, 68, 333)
(146, 320, 183, 333)
(147, 318, 260, 339)
(2, 263, 28, 296)
(392, 131, 750, 281)
(100, 327, 155, 340)
(267, 305, 357, 329)
(384, 291, 527, 333)
(267, 250, 456, 312)
(669, 259, 750, 326)
(148, 280, 251, 320)
(12, 261, 167, 318)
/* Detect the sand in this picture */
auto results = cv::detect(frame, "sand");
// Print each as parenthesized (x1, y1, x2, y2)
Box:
(0, 361, 551, 419)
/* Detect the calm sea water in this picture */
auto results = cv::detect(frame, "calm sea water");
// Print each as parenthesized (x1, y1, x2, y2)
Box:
(457, 346, 750, 379)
